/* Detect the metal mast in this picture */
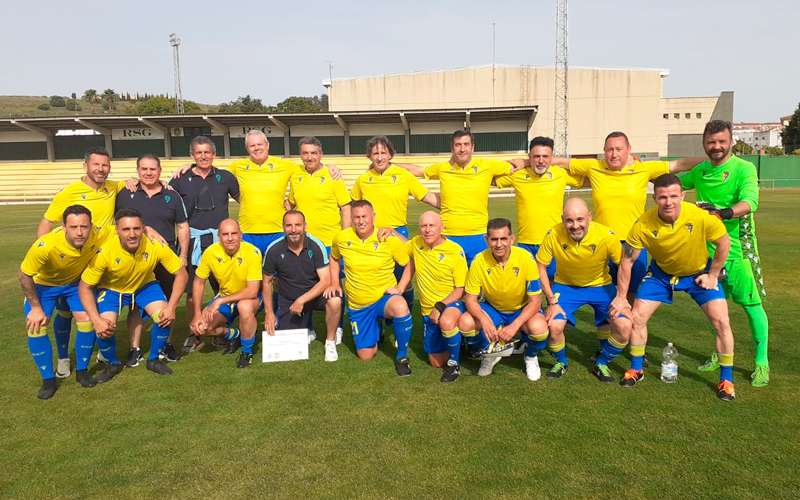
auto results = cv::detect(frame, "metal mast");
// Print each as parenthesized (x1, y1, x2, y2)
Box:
(169, 33, 184, 114)
(554, 0, 568, 156)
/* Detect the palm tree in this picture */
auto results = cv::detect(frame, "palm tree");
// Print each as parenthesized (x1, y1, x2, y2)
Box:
(101, 89, 117, 110)
(82, 89, 98, 103)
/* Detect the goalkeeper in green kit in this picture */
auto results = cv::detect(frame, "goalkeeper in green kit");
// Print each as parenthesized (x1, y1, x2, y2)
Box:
(680, 120, 769, 387)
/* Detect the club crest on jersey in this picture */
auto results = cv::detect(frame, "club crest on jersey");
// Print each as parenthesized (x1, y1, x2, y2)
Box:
(319, 177, 326, 184)
(307, 249, 313, 259)
(346, 241, 352, 247)
(438, 253, 445, 261)
(546, 171, 553, 180)
(237, 257, 243, 265)
(562, 243, 568, 250)
(215, 174, 222, 183)
(142, 252, 149, 260)
(115, 257, 121, 264)
(486, 268, 492, 275)
(297, 176, 303, 183)
(59, 253, 65, 260)
(722, 171, 730, 182)
(217, 256, 223, 263)
(81, 194, 87, 200)
(391, 175, 398, 183)
(588, 244, 597, 254)
(651, 229, 659, 237)
(472, 166, 479, 174)
(512, 267, 520, 276)
(685, 223, 694, 234)
(373, 242, 380, 251)
(37, 241, 45, 247)
(164, 194, 172, 203)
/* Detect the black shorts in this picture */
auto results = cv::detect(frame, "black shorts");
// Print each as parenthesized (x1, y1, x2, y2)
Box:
(276, 295, 328, 330)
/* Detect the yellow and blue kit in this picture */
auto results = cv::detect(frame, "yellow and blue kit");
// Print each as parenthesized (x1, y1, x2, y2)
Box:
(289, 166, 351, 247)
(43, 179, 123, 230)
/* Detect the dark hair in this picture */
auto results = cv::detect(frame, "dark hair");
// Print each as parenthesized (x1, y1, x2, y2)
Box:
(529, 136, 555, 151)
(487, 218, 513, 234)
(365, 135, 396, 159)
(298, 136, 323, 151)
(451, 129, 475, 146)
(114, 208, 143, 222)
(84, 147, 110, 163)
(351, 199, 374, 211)
(62, 204, 92, 225)
(136, 154, 161, 169)
(703, 120, 733, 139)
(652, 173, 682, 191)
(604, 131, 629, 147)
(189, 135, 216, 155)
(283, 209, 306, 223)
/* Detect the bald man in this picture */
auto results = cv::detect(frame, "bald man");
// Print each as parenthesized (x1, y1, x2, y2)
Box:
(186, 218, 263, 368)
(397, 211, 468, 382)
(535, 198, 633, 382)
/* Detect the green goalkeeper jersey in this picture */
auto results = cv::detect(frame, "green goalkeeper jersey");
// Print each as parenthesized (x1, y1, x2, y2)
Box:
(681, 155, 760, 262)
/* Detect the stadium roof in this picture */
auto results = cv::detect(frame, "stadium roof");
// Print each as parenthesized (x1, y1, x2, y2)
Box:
(0, 106, 537, 133)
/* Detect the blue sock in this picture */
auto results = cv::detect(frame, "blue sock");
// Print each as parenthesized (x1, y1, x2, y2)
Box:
(149, 323, 170, 361)
(445, 331, 462, 364)
(96, 335, 120, 365)
(467, 331, 491, 352)
(393, 314, 413, 360)
(28, 334, 54, 380)
(241, 335, 255, 354)
(224, 327, 240, 341)
(525, 337, 547, 357)
(75, 322, 96, 371)
(630, 355, 644, 371)
(53, 313, 71, 359)
(597, 338, 625, 366)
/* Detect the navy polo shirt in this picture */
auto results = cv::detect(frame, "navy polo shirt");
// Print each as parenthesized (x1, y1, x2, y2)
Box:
(263, 234, 329, 301)
(169, 165, 239, 230)
(116, 185, 188, 246)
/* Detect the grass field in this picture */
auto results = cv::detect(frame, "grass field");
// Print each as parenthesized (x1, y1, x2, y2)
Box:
(1, 191, 799, 499)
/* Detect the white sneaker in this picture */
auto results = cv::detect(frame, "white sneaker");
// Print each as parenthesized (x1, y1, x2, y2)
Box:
(335, 327, 343, 345)
(324, 340, 338, 362)
(524, 355, 541, 381)
(55, 358, 71, 378)
(478, 355, 502, 377)
(308, 329, 317, 344)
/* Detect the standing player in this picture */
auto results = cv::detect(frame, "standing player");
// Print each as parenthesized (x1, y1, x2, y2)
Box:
(186, 219, 263, 368)
(458, 219, 549, 380)
(495, 136, 583, 279)
(398, 129, 515, 265)
(397, 211, 468, 383)
(324, 200, 414, 376)
(351, 135, 439, 309)
(611, 174, 736, 401)
(19, 205, 113, 398)
(79, 209, 188, 380)
(287, 136, 351, 251)
(682, 120, 770, 387)
(535, 198, 632, 381)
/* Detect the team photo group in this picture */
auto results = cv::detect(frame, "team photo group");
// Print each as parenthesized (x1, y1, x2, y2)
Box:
(19, 119, 769, 403)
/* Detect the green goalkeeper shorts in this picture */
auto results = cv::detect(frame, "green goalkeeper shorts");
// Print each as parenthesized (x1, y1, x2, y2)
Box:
(722, 258, 762, 306)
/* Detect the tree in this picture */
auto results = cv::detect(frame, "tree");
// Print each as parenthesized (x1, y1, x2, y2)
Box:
(763, 146, 784, 156)
(218, 95, 271, 113)
(274, 95, 327, 113)
(65, 101, 82, 111)
(49, 95, 66, 107)
(101, 89, 118, 110)
(732, 140, 753, 155)
(37, 103, 50, 111)
(136, 96, 202, 114)
(782, 102, 800, 153)
(82, 89, 98, 103)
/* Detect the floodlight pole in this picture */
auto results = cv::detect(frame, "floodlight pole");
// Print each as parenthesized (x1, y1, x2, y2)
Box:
(554, 0, 569, 156)
(169, 33, 185, 114)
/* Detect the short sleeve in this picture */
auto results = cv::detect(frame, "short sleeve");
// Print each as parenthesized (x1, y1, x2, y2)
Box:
(407, 172, 428, 200)
(263, 248, 277, 276)
(606, 232, 622, 265)
(245, 248, 263, 281)
(524, 252, 540, 282)
(452, 252, 468, 288)
(330, 234, 342, 260)
(526, 279, 542, 295)
(487, 159, 513, 176)
(332, 179, 352, 207)
(494, 174, 513, 189)
(195, 251, 212, 280)
(43, 189, 68, 223)
(287, 177, 297, 205)
(226, 172, 240, 200)
(679, 167, 696, 190)
(625, 220, 645, 250)
(350, 177, 364, 200)
(20, 239, 50, 276)
(568, 159, 600, 177)
(564, 171, 584, 188)
(158, 243, 183, 274)
(423, 163, 441, 180)
(390, 237, 409, 266)
(80, 251, 107, 286)
(464, 261, 482, 296)
(645, 160, 670, 180)
(705, 213, 729, 242)
(175, 196, 188, 224)
(535, 231, 555, 266)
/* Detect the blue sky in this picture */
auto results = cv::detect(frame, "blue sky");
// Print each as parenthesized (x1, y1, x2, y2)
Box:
(1, 0, 796, 121)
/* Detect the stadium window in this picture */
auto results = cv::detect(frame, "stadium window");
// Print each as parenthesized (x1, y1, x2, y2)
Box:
(663, 113, 669, 119)
(696, 112, 702, 119)
(674, 113, 680, 119)
(685, 113, 691, 119)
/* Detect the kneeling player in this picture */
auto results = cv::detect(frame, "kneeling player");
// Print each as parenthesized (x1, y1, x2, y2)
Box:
(324, 200, 414, 376)
(186, 219, 263, 368)
(397, 211, 468, 382)
(536, 198, 632, 381)
(611, 174, 736, 401)
(19, 205, 114, 399)
(458, 218, 549, 380)
(79, 209, 187, 381)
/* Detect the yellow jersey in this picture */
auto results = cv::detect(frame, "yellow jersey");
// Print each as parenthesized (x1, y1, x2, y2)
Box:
(20, 225, 114, 286)
(81, 235, 182, 293)
(424, 158, 512, 236)
(626, 202, 728, 276)
(465, 246, 541, 313)
(351, 165, 428, 228)
(195, 241, 263, 297)
(495, 166, 583, 244)
(44, 179, 124, 230)
(569, 159, 669, 237)
(331, 228, 409, 310)
(406, 235, 468, 315)
(536, 222, 621, 287)
(228, 156, 300, 234)
(288, 166, 351, 246)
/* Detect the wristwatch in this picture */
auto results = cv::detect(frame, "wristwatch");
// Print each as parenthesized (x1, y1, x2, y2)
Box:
(434, 301, 447, 313)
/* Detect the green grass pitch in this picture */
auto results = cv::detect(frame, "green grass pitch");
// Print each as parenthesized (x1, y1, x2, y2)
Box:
(0, 191, 798, 498)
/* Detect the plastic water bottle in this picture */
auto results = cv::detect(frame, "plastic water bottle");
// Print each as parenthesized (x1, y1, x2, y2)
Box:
(660, 343, 678, 383)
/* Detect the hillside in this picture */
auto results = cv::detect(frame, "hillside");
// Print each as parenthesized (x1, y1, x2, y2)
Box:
(0, 95, 218, 118)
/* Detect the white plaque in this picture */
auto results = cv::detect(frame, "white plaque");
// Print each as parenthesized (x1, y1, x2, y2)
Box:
(261, 329, 309, 363)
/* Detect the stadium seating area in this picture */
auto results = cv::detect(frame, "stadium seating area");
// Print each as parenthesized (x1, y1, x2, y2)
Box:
(0, 154, 522, 203)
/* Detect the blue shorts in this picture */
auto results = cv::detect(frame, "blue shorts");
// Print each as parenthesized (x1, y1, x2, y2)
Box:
(347, 294, 395, 350)
(421, 301, 465, 354)
(479, 301, 523, 328)
(243, 232, 284, 255)
(208, 294, 264, 325)
(519, 243, 555, 281)
(610, 244, 649, 293)
(96, 281, 167, 319)
(551, 283, 622, 327)
(636, 262, 725, 306)
(23, 282, 83, 317)
(447, 234, 487, 266)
